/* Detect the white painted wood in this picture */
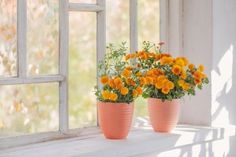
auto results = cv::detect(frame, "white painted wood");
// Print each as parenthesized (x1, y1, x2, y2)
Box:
(0, 75, 64, 85)
(59, 0, 69, 133)
(0, 127, 100, 150)
(168, 0, 183, 56)
(0, 125, 227, 157)
(160, 0, 169, 52)
(69, 3, 104, 12)
(130, 0, 138, 52)
(17, 0, 27, 77)
(96, 0, 106, 126)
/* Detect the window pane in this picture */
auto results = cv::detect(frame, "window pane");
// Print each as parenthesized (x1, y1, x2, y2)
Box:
(27, 0, 59, 75)
(138, 0, 160, 48)
(0, 0, 17, 77)
(0, 83, 59, 137)
(69, 12, 97, 128)
(106, 0, 129, 47)
(69, 0, 96, 3)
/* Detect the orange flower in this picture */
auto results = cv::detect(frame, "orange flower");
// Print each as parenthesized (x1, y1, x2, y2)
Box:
(194, 71, 203, 79)
(122, 69, 131, 78)
(102, 90, 110, 100)
(110, 93, 118, 101)
(162, 87, 170, 94)
(126, 78, 136, 86)
(100, 75, 109, 84)
(198, 64, 204, 72)
(160, 56, 173, 65)
(125, 54, 131, 60)
(132, 90, 138, 97)
(120, 87, 129, 95)
(140, 77, 147, 86)
(194, 78, 202, 85)
(172, 64, 182, 75)
(166, 81, 174, 90)
(108, 79, 115, 88)
(114, 77, 122, 85)
(188, 64, 195, 71)
(136, 87, 143, 95)
(145, 77, 154, 85)
(155, 81, 162, 89)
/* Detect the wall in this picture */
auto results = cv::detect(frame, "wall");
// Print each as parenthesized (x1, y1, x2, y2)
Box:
(171, 0, 236, 156)
(178, 0, 213, 125)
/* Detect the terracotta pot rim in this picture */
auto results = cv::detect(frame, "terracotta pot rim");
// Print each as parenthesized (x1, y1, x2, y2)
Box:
(97, 101, 134, 105)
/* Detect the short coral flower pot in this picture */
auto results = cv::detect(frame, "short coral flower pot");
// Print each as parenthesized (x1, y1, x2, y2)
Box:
(147, 98, 180, 133)
(97, 101, 134, 139)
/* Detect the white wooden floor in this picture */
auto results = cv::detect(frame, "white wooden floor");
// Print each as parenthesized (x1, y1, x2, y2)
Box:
(0, 125, 225, 157)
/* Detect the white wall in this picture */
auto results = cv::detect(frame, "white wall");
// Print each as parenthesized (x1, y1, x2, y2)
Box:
(178, 0, 213, 126)
(169, 0, 236, 156)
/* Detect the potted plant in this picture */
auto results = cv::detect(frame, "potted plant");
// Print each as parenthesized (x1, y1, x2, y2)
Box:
(95, 43, 142, 139)
(126, 41, 209, 132)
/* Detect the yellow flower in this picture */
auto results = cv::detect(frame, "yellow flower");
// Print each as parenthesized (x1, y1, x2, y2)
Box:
(180, 71, 187, 79)
(172, 64, 182, 75)
(110, 93, 118, 101)
(198, 64, 204, 72)
(175, 58, 185, 67)
(120, 87, 129, 95)
(182, 83, 190, 91)
(178, 80, 185, 86)
(100, 75, 109, 84)
(102, 90, 110, 100)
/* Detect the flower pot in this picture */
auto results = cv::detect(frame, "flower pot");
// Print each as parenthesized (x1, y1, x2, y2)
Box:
(97, 101, 134, 139)
(147, 98, 180, 132)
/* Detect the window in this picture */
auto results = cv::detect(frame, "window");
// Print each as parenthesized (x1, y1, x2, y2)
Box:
(0, 0, 164, 148)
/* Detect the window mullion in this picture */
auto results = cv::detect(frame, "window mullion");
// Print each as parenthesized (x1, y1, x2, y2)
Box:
(17, 0, 27, 78)
(59, 0, 69, 133)
(130, 0, 138, 52)
(96, 0, 106, 126)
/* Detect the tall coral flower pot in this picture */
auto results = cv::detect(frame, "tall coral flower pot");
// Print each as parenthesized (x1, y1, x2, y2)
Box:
(97, 101, 134, 139)
(148, 98, 180, 132)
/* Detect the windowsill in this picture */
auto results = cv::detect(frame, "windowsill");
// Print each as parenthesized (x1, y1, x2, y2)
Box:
(0, 125, 228, 157)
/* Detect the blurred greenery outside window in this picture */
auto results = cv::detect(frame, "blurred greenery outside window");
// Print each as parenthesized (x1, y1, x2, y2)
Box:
(0, 0, 160, 136)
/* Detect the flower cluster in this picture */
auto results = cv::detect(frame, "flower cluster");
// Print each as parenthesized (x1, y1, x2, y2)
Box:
(95, 41, 209, 103)
(95, 43, 142, 103)
(125, 41, 209, 100)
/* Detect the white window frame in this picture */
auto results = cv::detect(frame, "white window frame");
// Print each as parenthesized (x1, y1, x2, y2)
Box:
(0, 0, 169, 149)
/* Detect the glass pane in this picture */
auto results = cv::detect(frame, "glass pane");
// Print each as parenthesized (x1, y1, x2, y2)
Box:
(69, 0, 96, 3)
(0, 83, 59, 137)
(106, 0, 129, 47)
(69, 12, 97, 128)
(138, 0, 160, 48)
(27, 0, 59, 75)
(0, 0, 17, 77)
